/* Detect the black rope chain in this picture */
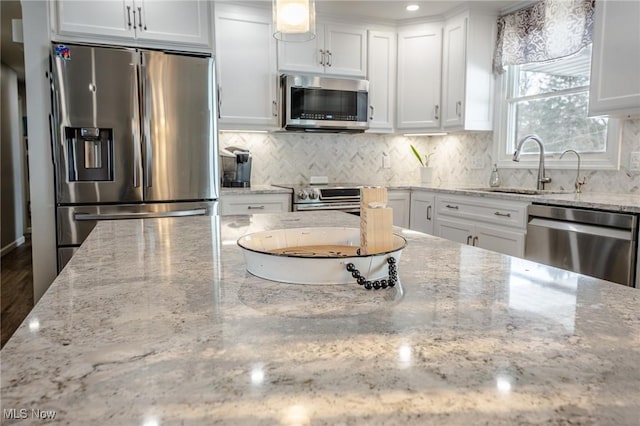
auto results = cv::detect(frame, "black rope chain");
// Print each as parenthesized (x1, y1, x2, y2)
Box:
(345, 257, 398, 290)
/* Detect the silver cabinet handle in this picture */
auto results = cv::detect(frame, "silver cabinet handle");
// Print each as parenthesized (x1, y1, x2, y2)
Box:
(369, 105, 374, 120)
(434, 104, 439, 120)
(272, 100, 278, 117)
(494, 211, 511, 218)
(75, 209, 207, 221)
(445, 204, 459, 210)
(319, 49, 325, 66)
(426, 205, 432, 221)
(456, 101, 462, 117)
(327, 50, 332, 67)
(247, 205, 265, 210)
(137, 6, 146, 30)
(472, 236, 478, 246)
(466, 235, 472, 245)
(127, 6, 132, 28)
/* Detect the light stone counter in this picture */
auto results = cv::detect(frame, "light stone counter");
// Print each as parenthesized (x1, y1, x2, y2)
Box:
(409, 185, 640, 213)
(220, 185, 292, 195)
(2, 212, 639, 425)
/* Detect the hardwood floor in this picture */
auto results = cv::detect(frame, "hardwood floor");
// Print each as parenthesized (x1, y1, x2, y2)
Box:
(1, 236, 34, 348)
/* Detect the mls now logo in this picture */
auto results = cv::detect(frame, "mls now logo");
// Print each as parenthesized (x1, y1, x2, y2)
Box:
(4, 408, 57, 420)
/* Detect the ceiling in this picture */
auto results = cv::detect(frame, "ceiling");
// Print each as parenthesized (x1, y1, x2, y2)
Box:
(1, 1, 525, 82)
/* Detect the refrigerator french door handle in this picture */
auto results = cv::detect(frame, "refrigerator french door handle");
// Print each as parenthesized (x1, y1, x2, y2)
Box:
(140, 59, 153, 189)
(132, 60, 141, 188)
(75, 209, 207, 221)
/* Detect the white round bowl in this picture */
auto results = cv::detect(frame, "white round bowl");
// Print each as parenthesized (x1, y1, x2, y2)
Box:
(237, 227, 406, 285)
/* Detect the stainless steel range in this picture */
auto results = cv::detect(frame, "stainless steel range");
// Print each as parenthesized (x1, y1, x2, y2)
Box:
(275, 184, 363, 214)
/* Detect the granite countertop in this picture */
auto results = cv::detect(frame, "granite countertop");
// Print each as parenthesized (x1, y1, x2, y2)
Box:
(220, 185, 292, 195)
(2, 212, 639, 425)
(238, 182, 640, 213)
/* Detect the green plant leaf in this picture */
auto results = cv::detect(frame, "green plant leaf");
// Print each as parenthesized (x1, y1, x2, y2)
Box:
(410, 144, 424, 167)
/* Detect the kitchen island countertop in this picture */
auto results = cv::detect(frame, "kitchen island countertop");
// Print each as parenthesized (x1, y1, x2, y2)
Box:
(1, 212, 639, 425)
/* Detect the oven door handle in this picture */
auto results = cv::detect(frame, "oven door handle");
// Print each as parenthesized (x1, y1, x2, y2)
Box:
(295, 204, 360, 212)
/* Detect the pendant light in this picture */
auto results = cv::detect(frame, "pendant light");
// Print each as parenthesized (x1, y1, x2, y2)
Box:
(273, 0, 316, 42)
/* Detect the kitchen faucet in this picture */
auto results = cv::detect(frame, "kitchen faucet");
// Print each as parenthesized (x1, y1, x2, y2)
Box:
(560, 149, 587, 193)
(512, 134, 552, 190)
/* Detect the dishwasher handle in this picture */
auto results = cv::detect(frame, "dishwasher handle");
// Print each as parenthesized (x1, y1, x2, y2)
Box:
(528, 217, 634, 241)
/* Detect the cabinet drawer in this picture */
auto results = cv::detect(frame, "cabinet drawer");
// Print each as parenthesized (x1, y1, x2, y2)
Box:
(221, 194, 291, 216)
(436, 194, 528, 229)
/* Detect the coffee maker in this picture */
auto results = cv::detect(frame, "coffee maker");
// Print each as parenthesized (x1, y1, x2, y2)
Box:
(220, 146, 252, 187)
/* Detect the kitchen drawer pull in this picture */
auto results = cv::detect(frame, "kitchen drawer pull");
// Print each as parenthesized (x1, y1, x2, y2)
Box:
(456, 101, 462, 117)
(75, 209, 206, 221)
(247, 205, 265, 210)
(319, 49, 325, 66)
(426, 205, 432, 221)
(327, 51, 332, 67)
(272, 100, 278, 117)
(369, 105, 374, 120)
(434, 104, 439, 120)
(466, 235, 472, 245)
(494, 211, 511, 218)
(472, 236, 478, 246)
(445, 204, 459, 210)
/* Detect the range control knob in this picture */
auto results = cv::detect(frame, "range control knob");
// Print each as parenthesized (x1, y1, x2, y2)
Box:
(297, 191, 308, 200)
(308, 190, 319, 200)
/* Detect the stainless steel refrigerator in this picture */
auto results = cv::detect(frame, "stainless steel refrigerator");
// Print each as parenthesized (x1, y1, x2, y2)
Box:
(50, 43, 219, 270)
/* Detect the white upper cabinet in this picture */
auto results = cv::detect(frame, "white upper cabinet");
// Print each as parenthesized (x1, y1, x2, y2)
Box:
(214, 4, 279, 130)
(397, 23, 443, 130)
(589, 0, 640, 118)
(441, 10, 495, 131)
(367, 30, 396, 133)
(55, 0, 211, 49)
(278, 23, 367, 77)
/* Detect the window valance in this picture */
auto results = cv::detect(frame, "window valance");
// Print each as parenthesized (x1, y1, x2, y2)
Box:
(493, 0, 595, 74)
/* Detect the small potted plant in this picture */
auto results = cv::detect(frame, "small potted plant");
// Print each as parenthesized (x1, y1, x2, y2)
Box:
(410, 144, 435, 184)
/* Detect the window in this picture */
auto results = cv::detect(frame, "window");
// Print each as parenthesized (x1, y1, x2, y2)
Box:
(495, 45, 621, 170)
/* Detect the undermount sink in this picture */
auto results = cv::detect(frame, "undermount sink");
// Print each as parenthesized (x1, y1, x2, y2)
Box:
(464, 187, 572, 195)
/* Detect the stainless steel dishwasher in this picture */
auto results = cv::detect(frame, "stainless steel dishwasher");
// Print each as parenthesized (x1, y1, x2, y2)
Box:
(525, 204, 638, 287)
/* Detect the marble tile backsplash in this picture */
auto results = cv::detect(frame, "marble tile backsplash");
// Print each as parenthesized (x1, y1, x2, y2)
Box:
(220, 119, 640, 193)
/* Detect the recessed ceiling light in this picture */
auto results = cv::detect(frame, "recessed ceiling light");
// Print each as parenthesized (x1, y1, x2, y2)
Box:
(406, 4, 420, 12)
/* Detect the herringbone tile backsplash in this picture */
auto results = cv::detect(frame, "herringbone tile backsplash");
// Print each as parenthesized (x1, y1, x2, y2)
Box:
(220, 119, 640, 193)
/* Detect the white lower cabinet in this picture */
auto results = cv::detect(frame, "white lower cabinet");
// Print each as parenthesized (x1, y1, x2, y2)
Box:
(221, 193, 291, 216)
(387, 190, 410, 228)
(409, 191, 435, 235)
(434, 194, 528, 258)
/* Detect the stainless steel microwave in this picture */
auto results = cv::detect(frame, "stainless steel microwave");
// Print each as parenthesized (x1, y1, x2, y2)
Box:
(280, 74, 369, 133)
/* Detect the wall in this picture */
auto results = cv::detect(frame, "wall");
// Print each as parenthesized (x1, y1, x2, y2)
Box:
(1, 63, 25, 253)
(220, 118, 640, 193)
(22, 0, 57, 302)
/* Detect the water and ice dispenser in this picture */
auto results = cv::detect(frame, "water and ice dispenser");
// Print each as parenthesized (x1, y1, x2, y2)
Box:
(65, 127, 114, 181)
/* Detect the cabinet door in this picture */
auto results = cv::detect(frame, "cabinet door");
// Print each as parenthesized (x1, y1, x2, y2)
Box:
(135, 0, 210, 47)
(367, 30, 396, 132)
(397, 24, 442, 130)
(277, 26, 325, 74)
(589, 0, 640, 117)
(442, 14, 466, 128)
(436, 217, 474, 245)
(387, 190, 410, 228)
(325, 24, 367, 77)
(409, 192, 435, 235)
(56, 0, 133, 40)
(475, 224, 525, 258)
(215, 5, 279, 130)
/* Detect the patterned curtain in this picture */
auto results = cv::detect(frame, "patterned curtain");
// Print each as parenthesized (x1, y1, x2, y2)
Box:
(493, 0, 595, 74)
